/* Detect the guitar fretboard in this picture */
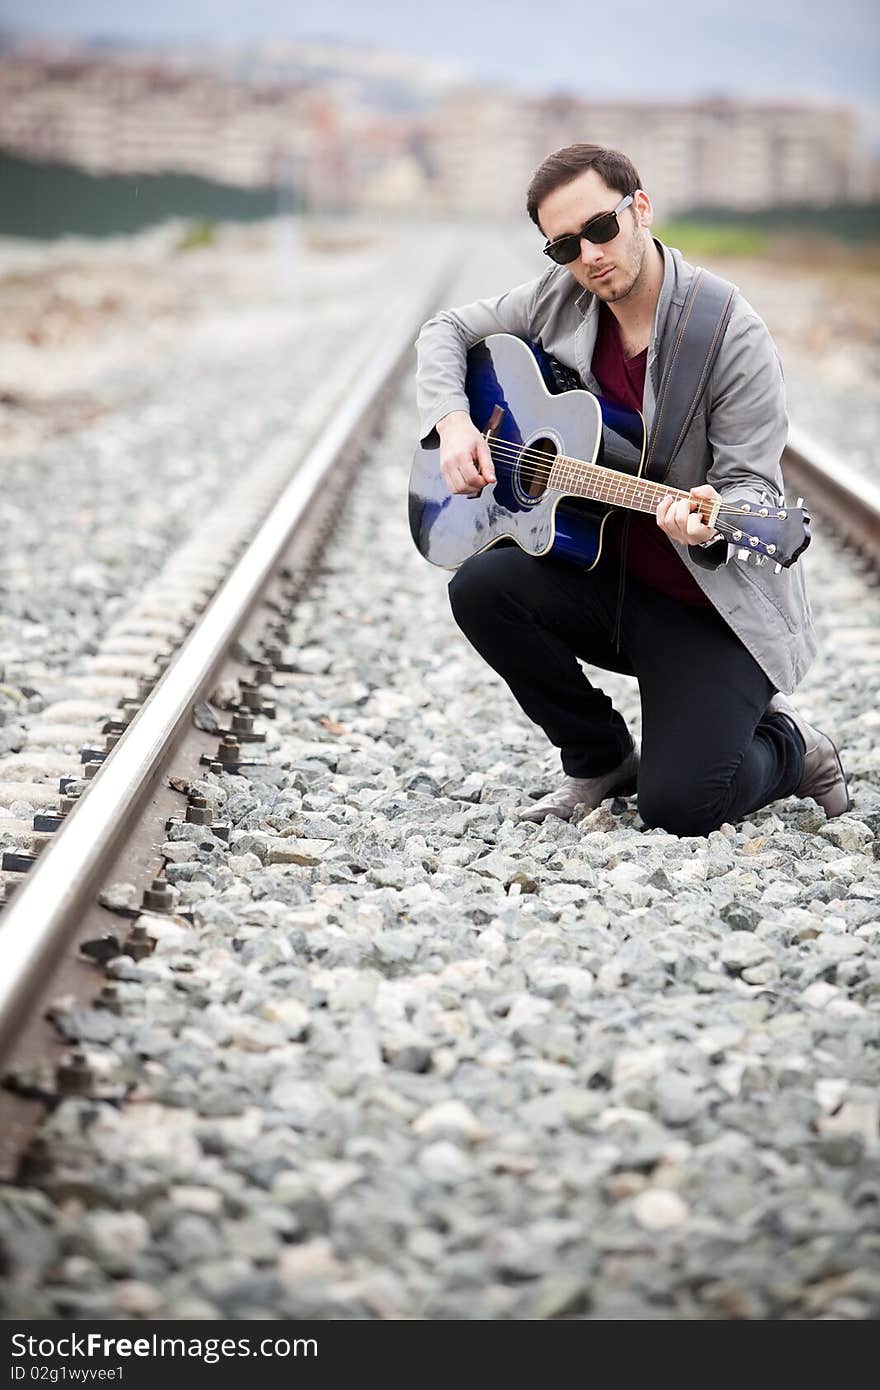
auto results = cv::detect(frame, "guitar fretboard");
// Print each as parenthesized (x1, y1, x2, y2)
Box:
(547, 454, 709, 519)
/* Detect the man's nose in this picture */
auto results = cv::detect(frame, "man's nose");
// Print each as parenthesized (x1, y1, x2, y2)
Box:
(579, 238, 605, 267)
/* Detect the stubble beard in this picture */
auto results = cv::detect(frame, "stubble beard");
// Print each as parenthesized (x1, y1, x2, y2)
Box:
(598, 228, 648, 305)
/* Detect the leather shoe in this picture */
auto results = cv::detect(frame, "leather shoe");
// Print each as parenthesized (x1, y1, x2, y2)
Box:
(517, 745, 640, 823)
(765, 693, 851, 818)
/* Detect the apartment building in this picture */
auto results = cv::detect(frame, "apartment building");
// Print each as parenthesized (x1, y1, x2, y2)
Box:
(0, 45, 871, 216)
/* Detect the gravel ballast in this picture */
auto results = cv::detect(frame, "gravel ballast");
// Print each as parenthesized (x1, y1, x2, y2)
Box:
(0, 235, 878, 1321)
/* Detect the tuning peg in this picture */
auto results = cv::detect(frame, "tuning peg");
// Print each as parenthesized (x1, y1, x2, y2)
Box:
(774, 562, 782, 573)
(754, 555, 766, 567)
(737, 548, 750, 562)
(796, 497, 803, 509)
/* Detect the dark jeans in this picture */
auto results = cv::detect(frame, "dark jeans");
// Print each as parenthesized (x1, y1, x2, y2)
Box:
(448, 545, 806, 837)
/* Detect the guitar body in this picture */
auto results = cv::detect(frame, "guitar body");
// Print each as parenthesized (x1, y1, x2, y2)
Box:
(409, 334, 646, 569)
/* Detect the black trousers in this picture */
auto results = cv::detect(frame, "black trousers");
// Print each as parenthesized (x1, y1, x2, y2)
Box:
(448, 545, 806, 837)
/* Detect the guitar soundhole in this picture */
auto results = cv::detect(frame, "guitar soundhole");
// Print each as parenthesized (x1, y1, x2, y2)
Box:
(517, 436, 557, 501)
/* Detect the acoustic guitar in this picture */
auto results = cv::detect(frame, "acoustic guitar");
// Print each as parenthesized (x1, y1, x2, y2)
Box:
(409, 333, 811, 572)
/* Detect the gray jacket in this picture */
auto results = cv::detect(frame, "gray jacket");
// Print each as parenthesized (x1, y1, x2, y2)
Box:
(415, 238, 815, 694)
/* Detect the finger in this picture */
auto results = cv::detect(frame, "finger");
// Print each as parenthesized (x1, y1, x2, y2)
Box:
(671, 500, 692, 538)
(681, 501, 701, 542)
(450, 460, 482, 495)
(458, 458, 485, 491)
(442, 463, 468, 495)
(476, 439, 496, 484)
(686, 511, 711, 541)
(689, 488, 715, 520)
(689, 509, 712, 538)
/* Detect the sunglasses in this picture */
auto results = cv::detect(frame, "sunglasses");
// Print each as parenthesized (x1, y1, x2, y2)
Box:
(542, 194, 634, 264)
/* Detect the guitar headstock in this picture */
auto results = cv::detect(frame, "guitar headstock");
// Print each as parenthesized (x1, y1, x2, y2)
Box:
(727, 497, 811, 571)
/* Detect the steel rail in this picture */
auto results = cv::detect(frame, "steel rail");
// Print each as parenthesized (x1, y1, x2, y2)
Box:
(0, 271, 450, 1060)
(785, 423, 880, 561)
(1, 292, 874, 1061)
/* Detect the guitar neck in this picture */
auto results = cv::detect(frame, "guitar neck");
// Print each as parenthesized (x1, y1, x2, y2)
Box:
(548, 455, 707, 520)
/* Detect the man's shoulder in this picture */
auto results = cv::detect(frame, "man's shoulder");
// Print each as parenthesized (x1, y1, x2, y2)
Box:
(531, 262, 584, 313)
(661, 239, 733, 303)
(660, 240, 772, 343)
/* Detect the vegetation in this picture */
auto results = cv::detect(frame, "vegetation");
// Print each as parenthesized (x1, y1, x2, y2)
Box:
(175, 218, 218, 252)
(677, 201, 880, 243)
(0, 151, 277, 238)
(655, 221, 769, 258)
(658, 202, 880, 263)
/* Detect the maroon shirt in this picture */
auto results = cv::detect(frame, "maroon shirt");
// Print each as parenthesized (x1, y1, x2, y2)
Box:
(591, 302, 712, 607)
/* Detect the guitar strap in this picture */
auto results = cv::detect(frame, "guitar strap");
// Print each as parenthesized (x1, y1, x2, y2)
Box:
(644, 267, 737, 481)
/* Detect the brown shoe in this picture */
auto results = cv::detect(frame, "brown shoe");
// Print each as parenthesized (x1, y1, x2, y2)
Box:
(517, 745, 640, 823)
(766, 693, 851, 818)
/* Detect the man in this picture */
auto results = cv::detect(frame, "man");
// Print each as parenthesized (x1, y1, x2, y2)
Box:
(415, 143, 849, 835)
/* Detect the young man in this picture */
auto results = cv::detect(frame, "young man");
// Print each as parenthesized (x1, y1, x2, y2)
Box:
(415, 144, 849, 834)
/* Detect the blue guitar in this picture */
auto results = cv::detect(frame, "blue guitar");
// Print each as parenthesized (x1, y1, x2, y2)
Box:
(409, 333, 811, 573)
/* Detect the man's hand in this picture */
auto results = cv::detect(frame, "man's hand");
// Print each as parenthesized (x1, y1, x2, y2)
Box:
(437, 411, 496, 496)
(656, 483, 722, 547)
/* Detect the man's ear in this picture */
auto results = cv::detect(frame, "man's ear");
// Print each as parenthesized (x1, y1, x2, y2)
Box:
(634, 189, 653, 229)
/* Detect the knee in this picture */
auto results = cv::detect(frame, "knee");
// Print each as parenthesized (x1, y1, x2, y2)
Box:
(448, 548, 519, 631)
(447, 559, 481, 625)
(637, 783, 722, 839)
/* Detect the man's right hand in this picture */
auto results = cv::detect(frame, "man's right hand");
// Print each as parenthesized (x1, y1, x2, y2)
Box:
(437, 411, 496, 496)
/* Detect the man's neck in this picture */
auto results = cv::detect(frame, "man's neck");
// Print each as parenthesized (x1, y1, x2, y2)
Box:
(606, 237, 665, 346)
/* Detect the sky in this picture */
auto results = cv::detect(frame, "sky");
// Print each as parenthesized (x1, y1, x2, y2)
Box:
(3, 0, 879, 140)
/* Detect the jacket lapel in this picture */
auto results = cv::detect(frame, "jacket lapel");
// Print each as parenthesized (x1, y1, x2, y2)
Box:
(643, 239, 677, 437)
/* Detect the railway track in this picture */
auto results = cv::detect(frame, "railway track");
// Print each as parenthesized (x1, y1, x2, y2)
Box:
(0, 227, 873, 1312)
(0, 272, 452, 1177)
(784, 423, 880, 561)
(1, 379, 876, 1170)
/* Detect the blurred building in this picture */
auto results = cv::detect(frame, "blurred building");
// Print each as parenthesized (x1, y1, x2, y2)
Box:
(422, 88, 537, 216)
(536, 94, 867, 217)
(0, 40, 873, 217)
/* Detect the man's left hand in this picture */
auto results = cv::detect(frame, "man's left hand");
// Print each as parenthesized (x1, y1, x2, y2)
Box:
(656, 484, 722, 547)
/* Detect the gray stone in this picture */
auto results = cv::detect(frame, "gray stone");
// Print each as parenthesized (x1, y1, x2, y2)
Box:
(654, 1073, 704, 1126)
(193, 702, 220, 733)
(3, 240, 879, 1325)
(720, 932, 772, 972)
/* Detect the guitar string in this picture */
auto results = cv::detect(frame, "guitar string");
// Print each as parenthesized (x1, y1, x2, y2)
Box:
(481, 437, 779, 517)
(456, 477, 746, 543)
(464, 442, 778, 544)
(483, 442, 795, 533)
(478, 439, 764, 525)
(484, 440, 694, 504)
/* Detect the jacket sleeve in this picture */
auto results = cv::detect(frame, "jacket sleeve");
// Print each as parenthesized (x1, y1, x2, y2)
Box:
(691, 304, 789, 571)
(415, 271, 551, 446)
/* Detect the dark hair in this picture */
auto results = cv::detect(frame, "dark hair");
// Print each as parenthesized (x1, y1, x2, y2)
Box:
(526, 144, 642, 231)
